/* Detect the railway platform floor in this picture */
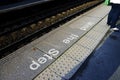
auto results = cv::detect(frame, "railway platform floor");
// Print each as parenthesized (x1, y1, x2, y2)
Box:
(71, 24, 120, 80)
(1, 3, 120, 80)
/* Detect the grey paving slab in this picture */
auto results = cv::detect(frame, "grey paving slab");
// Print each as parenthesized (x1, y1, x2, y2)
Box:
(83, 4, 110, 18)
(61, 15, 83, 27)
(30, 15, 83, 46)
(44, 30, 79, 54)
(34, 68, 65, 80)
(82, 3, 103, 16)
(35, 41, 62, 59)
(109, 66, 120, 80)
(60, 27, 85, 37)
(67, 16, 101, 31)
(0, 48, 54, 80)
(30, 25, 61, 46)
(0, 43, 33, 65)
(48, 54, 80, 79)
(64, 44, 92, 62)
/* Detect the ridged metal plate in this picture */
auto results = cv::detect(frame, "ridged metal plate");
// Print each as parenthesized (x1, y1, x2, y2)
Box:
(48, 54, 80, 79)
(64, 44, 91, 62)
(34, 68, 64, 80)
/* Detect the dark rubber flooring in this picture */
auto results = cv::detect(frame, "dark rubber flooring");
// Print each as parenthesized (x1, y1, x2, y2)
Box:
(70, 31, 120, 80)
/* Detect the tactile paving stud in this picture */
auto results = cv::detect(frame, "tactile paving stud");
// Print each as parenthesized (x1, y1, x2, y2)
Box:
(64, 44, 92, 62)
(34, 68, 64, 80)
(92, 25, 109, 33)
(85, 29, 105, 41)
(48, 54, 80, 79)
(76, 36, 99, 50)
